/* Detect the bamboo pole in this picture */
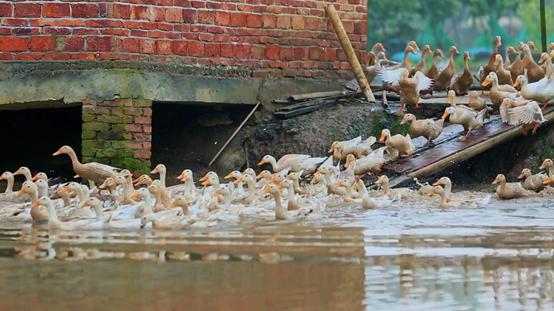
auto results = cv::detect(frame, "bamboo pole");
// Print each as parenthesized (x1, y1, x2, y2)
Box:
(208, 102, 260, 166)
(325, 5, 375, 102)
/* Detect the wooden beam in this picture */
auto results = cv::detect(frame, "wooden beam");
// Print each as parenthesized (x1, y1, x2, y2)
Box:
(540, 0, 547, 52)
(407, 110, 554, 179)
(325, 5, 375, 102)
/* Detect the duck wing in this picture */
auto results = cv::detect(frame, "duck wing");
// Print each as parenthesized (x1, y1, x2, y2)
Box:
(380, 68, 406, 86)
(508, 102, 546, 125)
(414, 71, 433, 92)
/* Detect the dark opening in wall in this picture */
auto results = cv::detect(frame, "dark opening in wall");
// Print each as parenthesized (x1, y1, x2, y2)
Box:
(152, 102, 252, 183)
(0, 103, 82, 189)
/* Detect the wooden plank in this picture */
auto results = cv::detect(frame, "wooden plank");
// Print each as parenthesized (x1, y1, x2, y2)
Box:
(382, 107, 554, 182)
(288, 90, 348, 101)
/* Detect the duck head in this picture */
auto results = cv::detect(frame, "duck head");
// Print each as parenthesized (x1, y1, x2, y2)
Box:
(492, 174, 506, 185)
(53, 145, 74, 156)
(481, 72, 498, 88)
(517, 168, 532, 180)
(379, 129, 391, 143)
(400, 113, 416, 125)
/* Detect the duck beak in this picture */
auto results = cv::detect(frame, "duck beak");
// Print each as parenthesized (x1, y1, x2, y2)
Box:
(258, 160, 266, 166)
(481, 79, 491, 87)
(513, 80, 521, 89)
(199, 176, 208, 183)
(201, 179, 212, 187)
(31, 175, 39, 182)
(224, 173, 234, 180)
(399, 117, 408, 125)
(543, 177, 553, 185)
(491, 179, 498, 185)
(378, 134, 385, 142)
(150, 168, 158, 174)
(432, 180, 441, 186)
(52, 149, 62, 156)
(517, 173, 525, 179)
(441, 111, 449, 120)
(256, 172, 265, 180)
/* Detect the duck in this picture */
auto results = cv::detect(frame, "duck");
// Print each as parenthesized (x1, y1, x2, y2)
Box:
(282, 179, 305, 210)
(0, 171, 15, 198)
(520, 42, 545, 83)
(492, 174, 535, 200)
(435, 46, 460, 91)
(352, 137, 377, 158)
(505, 46, 525, 83)
(397, 67, 433, 115)
(400, 113, 444, 145)
(150, 164, 171, 206)
(540, 159, 554, 177)
(344, 147, 388, 175)
(148, 180, 169, 212)
(16, 181, 49, 223)
(411, 44, 432, 75)
(517, 168, 547, 192)
(354, 179, 392, 209)
(499, 98, 545, 135)
(330, 136, 362, 161)
(286, 171, 307, 195)
(379, 45, 419, 93)
(133, 174, 153, 187)
(432, 177, 491, 208)
(379, 129, 415, 157)
(259, 154, 325, 175)
(538, 52, 554, 79)
(34, 197, 105, 230)
(494, 54, 513, 85)
(480, 36, 503, 86)
(13, 166, 33, 182)
(481, 72, 519, 106)
(53, 145, 118, 186)
(426, 49, 443, 81)
(31, 172, 48, 183)
(468, 91, 488, 110)
(442, 105, 488, 141)
(258, 154, 310, 173)
(262, 183, 320, 220)
(413, 177, 435, 196)
(177, 169, 198, 197)
(450, 51, 474, 95)
(514, 74, 554, 108)
(55, 186, 73, 207)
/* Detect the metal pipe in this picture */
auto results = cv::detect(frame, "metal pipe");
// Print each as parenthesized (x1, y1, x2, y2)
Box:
(540, 0, 547, 52)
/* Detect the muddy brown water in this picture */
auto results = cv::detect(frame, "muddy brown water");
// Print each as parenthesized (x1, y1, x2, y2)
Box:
(1, 197, 554, 310)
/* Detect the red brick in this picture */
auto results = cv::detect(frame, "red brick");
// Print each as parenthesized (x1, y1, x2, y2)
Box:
(87, 37, 112, 51)
(72, 4, 99, 18)
(102, 28, 129, 36)
(291, 16, 305, 30)
(132, 6, 148, 20)
(188, 41, 204, 56)
(198, 11, 214, 24)
(230, 13, 247, 27)
(155, 40, 172, 54)
(135, 117, 150, 124)
(215, 11, 230, 26)
(0, 3, 12, 17)
(220, 44, 233, 57)
(172, 41, 187, 55)
(251, 45, 264, 59)
(143, 125, 152, 134)
(121, 38, 139, 53)
(182, 9, 196, 23)
(14, 3, 41, 18)
(111, 4, 131, 19)
(140, 39, 155, 54)
(191, 1, 206, 8)
(29, 37, 55, 52)
(16, 52, 44, 61)
(279, 47, 294, 61)
(276, 16, 291, 29)
(246, 14, 263, 28)
(309, 47, 322, 60)
(294, 47, 309, 60)
(43, 3, 70, 18)
(134, 150, 151, 159)
(305, 17, 323, 30)
(0, 37, 28, 52)
(61, 37, 85, 51)
(0, 53, 13, 60)
(165, 8, 182, 22)
(265, 45, 280, 60)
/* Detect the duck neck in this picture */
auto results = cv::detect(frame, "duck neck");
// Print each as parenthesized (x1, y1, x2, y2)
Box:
(65, 149, 82, 172)
(357, 180, 369, 199)
(159, 170, 166, 188)
(142, 193, 154, 214)
(3, 176, 14, 194)
(271, 192, 286, 219)
(268, 157, 279, 172)
(382, 181, 391, 196)
(344, 182, 353, 200)
(286, 183, 295, 201)
(60, 193, 71, 206)
(439, 192, 448, 207)
(22, 171, 32, 182)
(93, 203, 104, 220)
(402, 49, 411, 67)
(443, 182, 452, 199)
(37, 184, 48, 198)
(45, 200, 58, 222)
(293, 179, 302, 192)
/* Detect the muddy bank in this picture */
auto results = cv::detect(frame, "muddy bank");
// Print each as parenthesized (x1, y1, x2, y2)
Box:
(214, 101, 390, 173)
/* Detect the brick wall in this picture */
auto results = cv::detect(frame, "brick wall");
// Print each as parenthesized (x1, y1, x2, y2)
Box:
(0, 0, 367, 79)
(82, 98, 152, 172)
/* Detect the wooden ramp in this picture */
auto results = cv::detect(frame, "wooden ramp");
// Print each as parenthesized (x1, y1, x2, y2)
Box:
(383, 106, 554, 187)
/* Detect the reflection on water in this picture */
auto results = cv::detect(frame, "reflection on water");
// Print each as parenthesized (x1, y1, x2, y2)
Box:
(1, 197, 554, 310)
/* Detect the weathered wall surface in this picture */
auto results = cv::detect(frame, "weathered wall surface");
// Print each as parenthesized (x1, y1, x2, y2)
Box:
(0, 0, 367, 79)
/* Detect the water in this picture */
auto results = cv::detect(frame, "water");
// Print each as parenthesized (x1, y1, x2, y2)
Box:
(1, 196, 554, 310)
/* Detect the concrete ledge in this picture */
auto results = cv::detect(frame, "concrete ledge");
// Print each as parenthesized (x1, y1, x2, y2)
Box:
(0, 61, 344, 108)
